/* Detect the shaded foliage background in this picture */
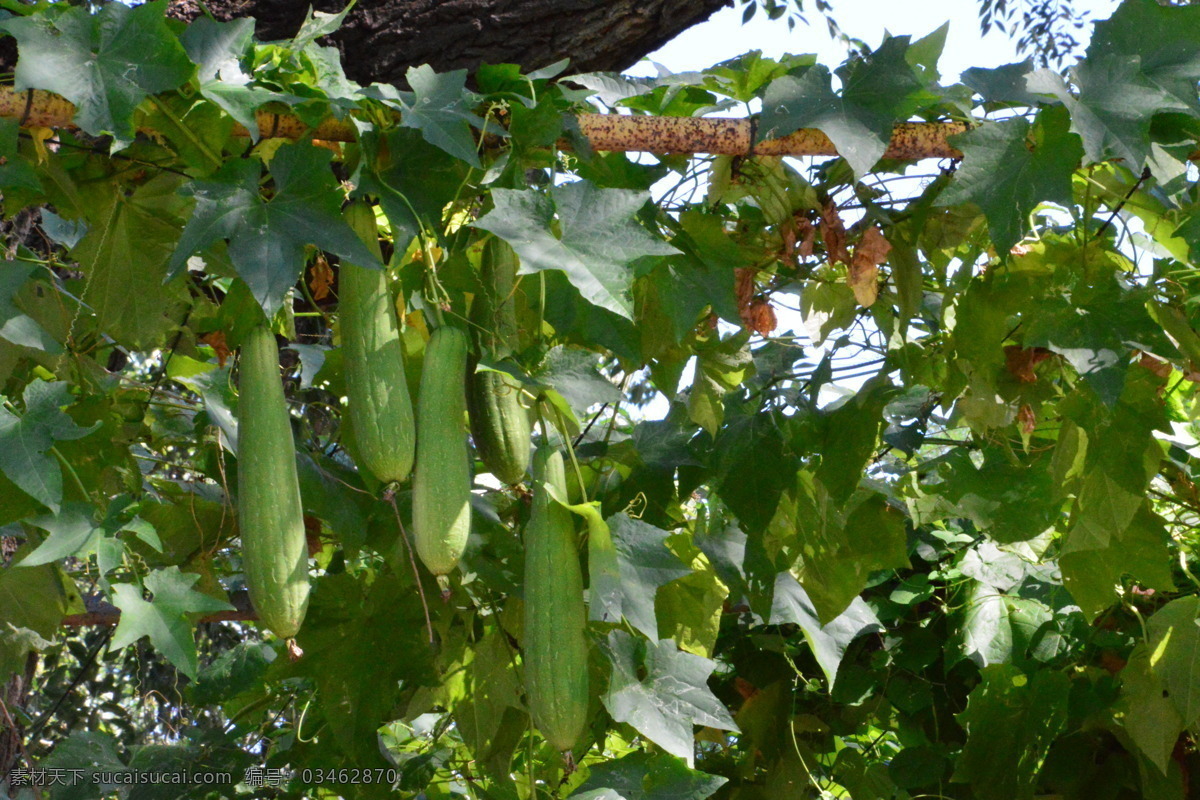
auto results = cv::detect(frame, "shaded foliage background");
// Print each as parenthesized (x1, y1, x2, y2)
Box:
(2, 1, 1200, 799)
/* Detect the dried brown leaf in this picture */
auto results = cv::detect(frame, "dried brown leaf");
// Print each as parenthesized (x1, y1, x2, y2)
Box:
(1005, 346, 1053, 383)
(1018, 404, 1037, 436)
(735, 267, 757, 312)
(734, 267, 777, 334)
(796, 216, 816, 258)
(820, 201, 850, 265)
(199, 331, 230, 367)
(747, 299, 777, 335)
(309, 255, 334, 301)
(780, 224, 796, 266)
(848, 226, 890, 307)
(1138, 351, 1173, 380)
(304, 515, 323, 557)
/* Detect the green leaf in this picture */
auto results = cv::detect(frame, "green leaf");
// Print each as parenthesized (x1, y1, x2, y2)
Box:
(41, 212, 87, 250)
(701, 51, 817, 103)
(1060, 504, 1175, 621)
(0, 262, 61, 354)
(1051, 419, 1089, 496)
(835, 748, 898, 800)
(567, 72, 672, 106)
(758, 36, 925, 178)
(815, 377, 891, 504)
(1028, 57, 1190, 170)
(959, 540, 1043, 592)
(127, 744, 225, 800)
(1120, 643, 1186, 775)
(0, 118, 41, 194)
(906, 22, 948, 80)
(71, 175, 191, 349)
(601, 630, 739, 766)
(1064, 434, 1161, 553)
(687, 333, 754, 437)
(800, 280, 857, 346)
(574, 752, 728, 800)
(19, 504, 104, 566)
(296, 453, 370, 554)
(0, 2, 193, 148)
(889, 746, 949, 790)
(577, 503, 623, 629)
(289, 5, 354, 49)
(714, 413, 795, 534)
(535, 346, 624, 419)
(780, 479, 909, 624)
(131, 496, 236, 570)
(1064, 0, 1200, 166)
(550, 490, 692, 644)
(541, 270, 642, 363)
(1088, 162, 1190, 259)
(109, 567, 234, 680)
(934, 446, 1061, 544)
(475, 182, 678, 319)
(948, 269, 1029, 390)
(359, 127, 472, 246)
(168, 142, 383, 316)
(40, 731, 129, 796)
(769, 572, 883, 686)
(601, 513, 692, 641)
(0, 380, 99, 513)
(181, 16, 254, 86)
(1148, 300, 1200, 369)
(960, 59, 1041, 106)
(644, 257, 731, 346)
(398, 65, 486, 167)
(656, 565, 727, 658)
(1148, 596, 1200, 726)
(187, 642, 273, 706)
(445, 629, 524, 769)
(283, 571, 438, 765)
(1024, 281, 1164, 406)
(938, 107, 1082, 254)
(694, 519, 752, 606)
(889, 233, 924, 328)
(0, 544, 83, 682)
(670, 209, 750, 321)
(181, 17, 276, 137)
(0, 625, 52, 684)
(954, 665, 1069, 800)
(1088, 0, 1200, 90)
(955, 581, 1053, 668)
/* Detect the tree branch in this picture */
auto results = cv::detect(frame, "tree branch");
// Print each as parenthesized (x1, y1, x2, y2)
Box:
(163, 0, 733, 86)
(0, 86, 968, 160)
(61, 591, 259, 628)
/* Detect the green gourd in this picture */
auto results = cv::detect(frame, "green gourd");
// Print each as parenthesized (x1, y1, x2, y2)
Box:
(469, 238, 532, 484)
(412, 325, 472, 575)
(237, 319, 310, 639)
(339, 201, 415, 484)
(523, 446, 589, 752)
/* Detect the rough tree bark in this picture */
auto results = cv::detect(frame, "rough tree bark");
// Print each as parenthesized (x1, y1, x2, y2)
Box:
(164, 0, 734, 86)
(0, 537, 34, 786)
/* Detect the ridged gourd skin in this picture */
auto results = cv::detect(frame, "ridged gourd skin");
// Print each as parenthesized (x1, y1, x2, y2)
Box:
(237, 320, 310, 639)
(468, 369, 532, 484)
(523, 446, 589, 752)
(412, 326, 472, 575)
(469, 238, 531, 484)
(339, 201, 415, 484)
(473, 238, 521, 351)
